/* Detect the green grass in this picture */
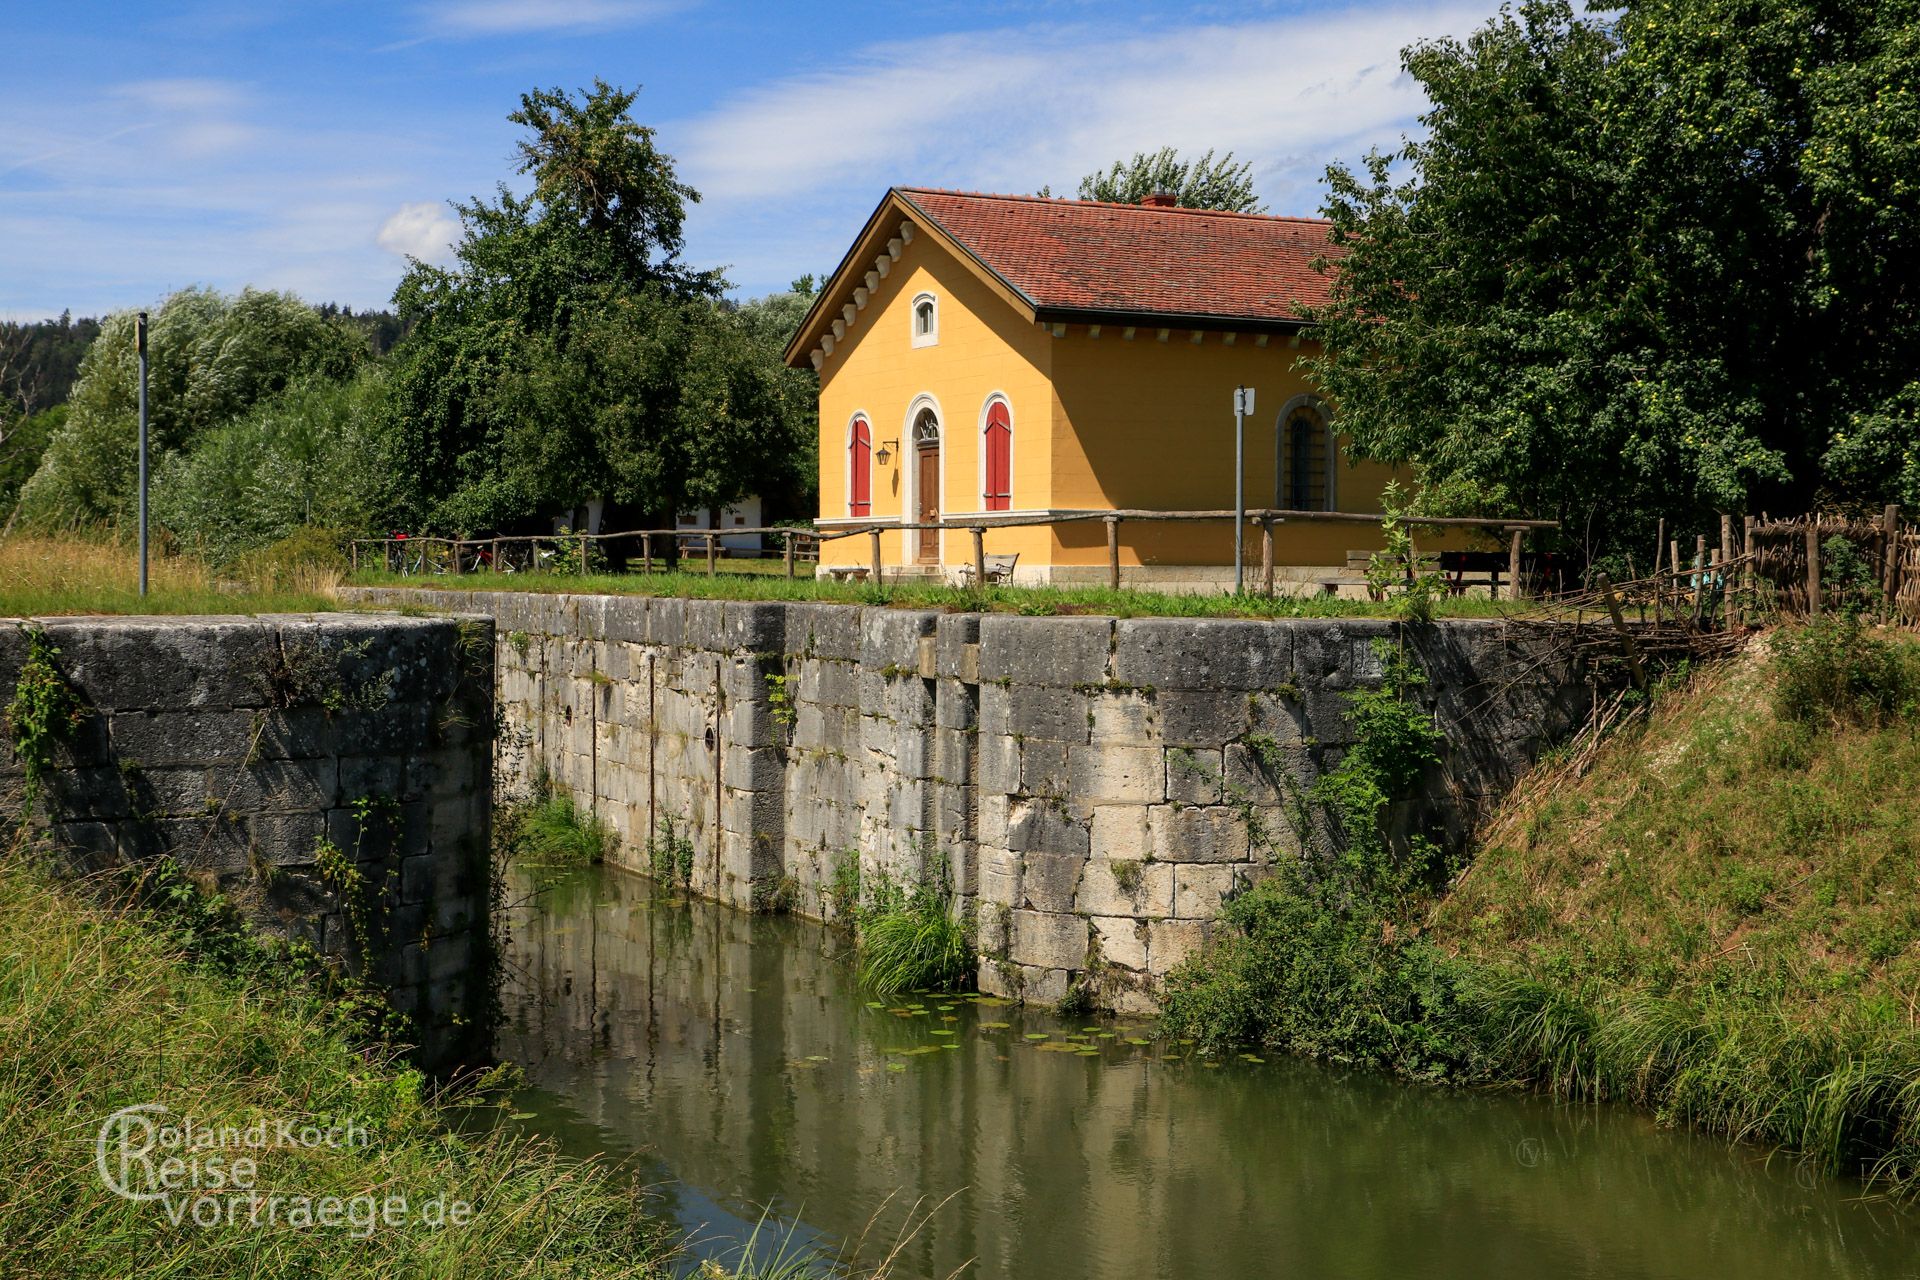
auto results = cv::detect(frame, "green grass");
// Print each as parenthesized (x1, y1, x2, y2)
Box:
(347, 567, 1521, 621)
(0, 534, 337, 617)
(1161, 622, 1920, 1192)
(0, 848, 676, 1278)
(853, 864, 975, 995)
(500, 788, 616, 869)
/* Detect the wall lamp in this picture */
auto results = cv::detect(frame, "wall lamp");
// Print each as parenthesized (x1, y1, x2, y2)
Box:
(875, 439, 898, 466)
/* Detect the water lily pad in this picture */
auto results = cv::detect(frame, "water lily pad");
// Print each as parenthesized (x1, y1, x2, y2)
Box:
(941, 1015, 958, 1022)
(1126, 1038, 1152, 1046)
(806, 1055, 829, 1062)
(1024, 1033, 1049, 1041)
(1240, 1054, 1266, 1064)
(932, 1029, 956, 1036)
(887, 1062, 907, 1072)
(1096, 1032, 1115, 1040)
(939, 1043, 960, 1051)
(979, 1021, 1011, 1030)
(974, 996, 1013, 1007)
(937, 1005, 955, 1011)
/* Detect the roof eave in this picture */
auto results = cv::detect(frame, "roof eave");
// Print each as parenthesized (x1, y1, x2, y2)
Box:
(1031, 305, 1317, 335)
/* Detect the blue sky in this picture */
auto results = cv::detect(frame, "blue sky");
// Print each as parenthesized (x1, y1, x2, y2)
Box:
(0, 0, 1498, 322)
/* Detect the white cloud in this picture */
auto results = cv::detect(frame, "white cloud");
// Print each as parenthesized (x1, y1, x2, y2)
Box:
(421, 0, 683, 36)
(377, 202, 463, 264)
(671, 4, 1491, 293)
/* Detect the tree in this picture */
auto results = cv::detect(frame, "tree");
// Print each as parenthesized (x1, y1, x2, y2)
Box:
(1305, 0, 1920, 552)
(152, 370, 389, 564)
(379, 82, 808, 536)
(1073, 147, 1264, 212)
(14, 288, 361, 528)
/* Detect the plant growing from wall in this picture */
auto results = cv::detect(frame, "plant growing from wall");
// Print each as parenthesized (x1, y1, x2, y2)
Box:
(5, 626, 82, 810)
(647, 815, 695, 887)
(1160, 639, 1469, 1076)
(855, 849, 974, 994)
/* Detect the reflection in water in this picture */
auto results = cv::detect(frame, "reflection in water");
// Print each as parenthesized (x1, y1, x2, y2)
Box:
(498, 865, 1920, 1280)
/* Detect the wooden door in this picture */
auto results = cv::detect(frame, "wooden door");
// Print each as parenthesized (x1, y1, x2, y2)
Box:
(916, 445, 940, 562)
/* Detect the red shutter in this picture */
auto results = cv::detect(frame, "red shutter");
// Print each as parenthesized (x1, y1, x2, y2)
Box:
(850, 417, 871, 516)
(984, 402, 1011, 512)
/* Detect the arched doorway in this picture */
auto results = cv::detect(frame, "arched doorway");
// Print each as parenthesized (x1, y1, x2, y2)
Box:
(912, 408, 941, 563)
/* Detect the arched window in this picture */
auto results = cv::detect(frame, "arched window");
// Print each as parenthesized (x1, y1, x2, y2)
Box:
(1277, 402, 1330, 511)
(982, 398, 1012, 511)
(849, 415, 872, 517)
(911, 292, 938, 347)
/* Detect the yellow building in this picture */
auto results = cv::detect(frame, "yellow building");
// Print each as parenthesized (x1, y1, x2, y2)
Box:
(784, 187, 1437, 589)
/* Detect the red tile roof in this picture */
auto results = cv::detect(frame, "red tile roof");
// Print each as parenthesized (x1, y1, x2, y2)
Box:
(896, 187, 1337, 326)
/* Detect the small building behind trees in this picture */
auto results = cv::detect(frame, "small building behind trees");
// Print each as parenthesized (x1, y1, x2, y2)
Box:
(785, 187, 1441, 587)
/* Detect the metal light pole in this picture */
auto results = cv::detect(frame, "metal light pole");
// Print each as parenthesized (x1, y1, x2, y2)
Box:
(1232, 385, 1254, 594)
(136, 311, 150, 598)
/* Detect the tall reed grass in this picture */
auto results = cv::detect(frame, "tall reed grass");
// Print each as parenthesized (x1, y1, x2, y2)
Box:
(0, 532, 338, 616)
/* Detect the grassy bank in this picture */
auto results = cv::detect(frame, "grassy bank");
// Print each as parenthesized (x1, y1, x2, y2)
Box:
(0, 534, 338, 616)
(346, 566, 1518, 621)
(1161, 619, 1920, 1192)
(0, 845, 676, 1277)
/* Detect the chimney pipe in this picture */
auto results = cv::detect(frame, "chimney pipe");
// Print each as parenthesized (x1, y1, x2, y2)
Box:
(1141, 191, 1178, 208)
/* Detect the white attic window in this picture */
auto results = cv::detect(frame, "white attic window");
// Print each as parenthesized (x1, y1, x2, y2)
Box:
(911, 292, 938, 347)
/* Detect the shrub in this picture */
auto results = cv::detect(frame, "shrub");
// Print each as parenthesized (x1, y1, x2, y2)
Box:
(856, 861, 974, 995)
(1161, 639, 1467, 1075)
(501, 788, 615, 868)
(1770, 616, 1920, 727)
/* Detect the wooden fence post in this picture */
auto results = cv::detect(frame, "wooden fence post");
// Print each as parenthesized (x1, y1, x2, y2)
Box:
(641, 533, 653, 574)
(784, 531, 796, 579)
(1105, 516, 1121, 591)
(1260, 519, 1275, 598)
(705, 531, 717, 577)
(1596, 571, 1648, 690)
(1806, 523, 1822, 617)
(1507, 527, 1524, 600)
(1883, 504, 1900, 614)
(351, 542, 359, 574)
(972, 526, 987, 589)
(869, 528, 883, 585)
(1740, 515, 1754, 626)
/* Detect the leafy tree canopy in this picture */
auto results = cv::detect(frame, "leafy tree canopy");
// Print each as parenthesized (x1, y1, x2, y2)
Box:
(1066, 147, 1265, 212)
(15, 288, 362, 529)
(1306, 0, 1920, 552)
(381, 81, 811, 535)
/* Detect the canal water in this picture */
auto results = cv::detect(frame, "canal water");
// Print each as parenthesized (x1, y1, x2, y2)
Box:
(497, 865, 1920, 1280)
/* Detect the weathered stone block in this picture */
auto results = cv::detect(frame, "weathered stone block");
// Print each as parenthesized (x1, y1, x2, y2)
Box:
(979, 615, 1111, 688)
(1088, 690, 1155, 745)
(1173, 864, 1239, 918)
(1113, 618, 1293, 692)
(1020, 739, 1071, 797)
(1074, 856, 1174, 918)
(1157, 685, 1257, 747)
(1006, 685, 1090, 744)
(1148, 805, 1250, 864)
(1166, 747, 1224, 804)
(1147, 919, 1213, 975)
(1018, 852, 1083, 912)
(1067, 743, 1163, 805)
(1088, 805, 1149, 860)
(1091, 915, 1149, 971)
(1006, 797, 1089, 857)
(1010, 909, 1090, 971)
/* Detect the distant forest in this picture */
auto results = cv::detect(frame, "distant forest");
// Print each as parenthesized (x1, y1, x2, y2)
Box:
(0, 312, 101, 418)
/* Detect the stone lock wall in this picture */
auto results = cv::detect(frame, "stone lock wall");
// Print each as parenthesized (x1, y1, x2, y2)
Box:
(0, 613, 494, 1066)
(347, 589, 1592, 1014)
